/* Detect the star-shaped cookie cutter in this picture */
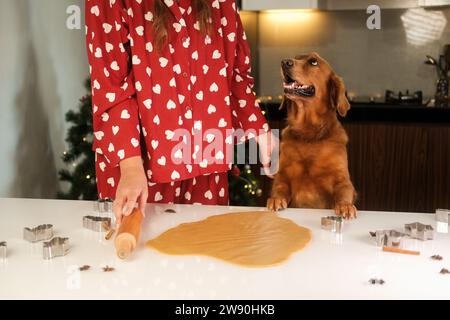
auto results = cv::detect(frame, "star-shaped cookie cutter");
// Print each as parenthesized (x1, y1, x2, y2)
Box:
(83, 216, 111, 232)
(0, 241, 6, 259)
(321, 216, 344, 233)
(43, 237, 70, 260)
(404, 222, 434, 240)
(371, 230, 407, 247)
(23, 224, 54, 242)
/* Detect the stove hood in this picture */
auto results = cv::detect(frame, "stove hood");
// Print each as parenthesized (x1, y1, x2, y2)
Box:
(241, 0, 320, 11)
(240, 0, 450, 11)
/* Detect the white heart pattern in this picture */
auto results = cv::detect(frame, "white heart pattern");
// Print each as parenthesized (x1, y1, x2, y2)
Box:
(204, 190, 213, 200)
(207, 104, 216, 114)
(210, 83, 219, 92)
(131, 138, 139, 147)
(157, 156, 166, 166)
(171, 170, 180, 180)
(154, 192, 163, 202)
(107, 177, 115, 187)
(167, 99, 176, 110)
(121, 109, 131, 119)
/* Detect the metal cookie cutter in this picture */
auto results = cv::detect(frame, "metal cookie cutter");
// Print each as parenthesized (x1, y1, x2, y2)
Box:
(0, 242, 6, 259)
(436, 209, 450, 224)
(43, 237, 70, 260)
(405, 222, 434, 240)
(23, 224, 53, 242)
(83, 216, 111, 232)
(371, 230, 406, 247)
(93, 198, 113, 214)
(321, 216, 344, 233)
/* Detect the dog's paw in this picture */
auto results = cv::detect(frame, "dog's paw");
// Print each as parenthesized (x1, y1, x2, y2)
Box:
(267, 198, 288, 212)
(334, 203, 357, 220)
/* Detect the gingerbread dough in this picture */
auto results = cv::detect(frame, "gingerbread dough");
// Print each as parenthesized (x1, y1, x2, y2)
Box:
(146, 211, 312, 267)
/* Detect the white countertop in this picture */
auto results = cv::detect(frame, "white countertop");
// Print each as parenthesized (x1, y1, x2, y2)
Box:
(0, 198, 449, 300)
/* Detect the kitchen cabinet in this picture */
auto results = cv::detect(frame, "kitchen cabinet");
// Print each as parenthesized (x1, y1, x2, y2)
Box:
(240, 0, 449, 11)
(419, 0, 450, 7)
(241, 0, 319, 11)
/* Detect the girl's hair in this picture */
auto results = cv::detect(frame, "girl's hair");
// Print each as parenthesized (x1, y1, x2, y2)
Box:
(153, 0, 212, 51)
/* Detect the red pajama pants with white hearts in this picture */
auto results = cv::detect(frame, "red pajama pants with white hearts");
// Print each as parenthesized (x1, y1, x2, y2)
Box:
(95, 159, 229, 205)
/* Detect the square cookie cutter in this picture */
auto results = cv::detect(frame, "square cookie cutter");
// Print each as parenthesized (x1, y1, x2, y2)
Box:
(436, 209, 449, 224)
(404, 222, 434, 240)
(370, 230, 407, 247)
(43, 237, 70, 260)
(321, 216, 344, 233)
(23, 224, 53, 242)
(83, 216, 111, 232)
(0, 241, 6, 259)
(93, 198, 113, 214)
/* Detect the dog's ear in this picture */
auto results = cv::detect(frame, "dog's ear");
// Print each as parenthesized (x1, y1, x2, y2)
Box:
(329, 73, 350, 117)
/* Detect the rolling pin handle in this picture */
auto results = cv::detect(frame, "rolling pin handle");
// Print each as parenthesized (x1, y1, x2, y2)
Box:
(116, 239, 132, 260)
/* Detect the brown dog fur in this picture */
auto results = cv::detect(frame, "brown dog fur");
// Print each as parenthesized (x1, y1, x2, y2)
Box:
(267, 53, 357, 219)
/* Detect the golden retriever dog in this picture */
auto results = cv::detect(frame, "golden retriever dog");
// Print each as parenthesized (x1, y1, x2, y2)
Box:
(267, 52, 357, 219)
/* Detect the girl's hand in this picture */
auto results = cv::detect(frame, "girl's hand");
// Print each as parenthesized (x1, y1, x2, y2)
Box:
(256, 131, 279, 178)
(113, 156, 148, 225)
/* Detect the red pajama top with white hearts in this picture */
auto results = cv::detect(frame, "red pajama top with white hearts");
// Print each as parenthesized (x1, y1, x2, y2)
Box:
(85, 0, 268, 183)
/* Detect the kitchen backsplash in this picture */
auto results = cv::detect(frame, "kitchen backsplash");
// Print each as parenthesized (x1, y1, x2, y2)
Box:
(241, 8, 450, 101)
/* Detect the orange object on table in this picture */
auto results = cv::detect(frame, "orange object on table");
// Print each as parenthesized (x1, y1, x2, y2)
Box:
(383, 246, 420, 256)
(115, 208, 144, 259)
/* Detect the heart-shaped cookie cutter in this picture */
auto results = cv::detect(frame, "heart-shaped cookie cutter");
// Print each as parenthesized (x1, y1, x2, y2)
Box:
(404, 222, 434, 240)
(23, 224, 54, 242)
(0, 241, 6, 259)
(321, 216, 344, 233)
(93, 198, 113, 214)
(43, 237, 70, 260)
(83, 216, 111, 232)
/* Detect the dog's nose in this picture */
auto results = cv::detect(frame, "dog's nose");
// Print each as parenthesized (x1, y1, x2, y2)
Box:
(282, 59, 294, 68)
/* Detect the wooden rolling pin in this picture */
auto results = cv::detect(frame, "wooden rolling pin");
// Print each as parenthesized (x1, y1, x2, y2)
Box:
(115, 208, 144, 259)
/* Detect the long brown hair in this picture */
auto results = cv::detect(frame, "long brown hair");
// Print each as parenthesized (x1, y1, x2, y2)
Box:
(153, 0, 212, 51)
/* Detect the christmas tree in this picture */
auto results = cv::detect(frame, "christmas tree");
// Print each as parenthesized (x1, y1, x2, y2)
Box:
(229, 164, 262, 206)
(58, 79, 263, 205)
(57, 79, 97, 200)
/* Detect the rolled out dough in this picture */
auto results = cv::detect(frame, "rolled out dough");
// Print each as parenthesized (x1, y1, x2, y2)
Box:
(146, 211, 312, 267)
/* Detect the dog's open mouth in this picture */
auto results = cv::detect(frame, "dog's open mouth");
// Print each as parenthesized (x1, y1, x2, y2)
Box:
(283, 75, 315, 97)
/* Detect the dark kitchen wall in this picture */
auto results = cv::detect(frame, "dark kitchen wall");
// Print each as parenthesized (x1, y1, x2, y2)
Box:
(242, 8, 450, 100)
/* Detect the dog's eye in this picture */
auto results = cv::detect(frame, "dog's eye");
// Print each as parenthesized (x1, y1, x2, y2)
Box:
(309, 59, 318, 66)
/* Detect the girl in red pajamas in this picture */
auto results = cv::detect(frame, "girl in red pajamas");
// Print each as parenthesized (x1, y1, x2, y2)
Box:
(85, 0, 273, 223)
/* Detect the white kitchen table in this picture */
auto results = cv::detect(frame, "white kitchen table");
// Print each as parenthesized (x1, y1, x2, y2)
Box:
(0, 198, 449, 300)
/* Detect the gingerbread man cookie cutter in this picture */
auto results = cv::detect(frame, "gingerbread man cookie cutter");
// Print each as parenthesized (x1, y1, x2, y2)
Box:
(43, 237, 70, 260)
(321, 216, 344, 233)
(83, 216, 111, 232)
(371, 230, 407, 247)
(0, 241, 6, 259)
(404, 222, 434, 240)
(23, 224, 54, 243)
